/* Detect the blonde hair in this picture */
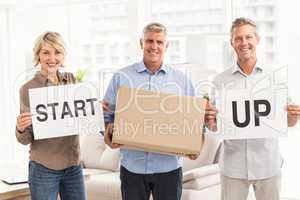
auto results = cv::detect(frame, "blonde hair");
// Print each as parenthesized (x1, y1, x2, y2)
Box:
(33, 31, 66, 66)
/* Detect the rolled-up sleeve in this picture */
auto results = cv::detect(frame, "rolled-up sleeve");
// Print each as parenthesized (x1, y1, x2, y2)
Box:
(103, 73, 120, 124)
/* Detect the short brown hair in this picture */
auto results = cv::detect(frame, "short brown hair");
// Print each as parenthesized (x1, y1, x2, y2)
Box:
(230, 17, 258, 40)
(33, 31, 66, 66)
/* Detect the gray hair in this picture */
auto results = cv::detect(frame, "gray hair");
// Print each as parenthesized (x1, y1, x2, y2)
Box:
(230, 17, 258, 40)
(33, 31, 66, 66)
(142, 22, 167, 37)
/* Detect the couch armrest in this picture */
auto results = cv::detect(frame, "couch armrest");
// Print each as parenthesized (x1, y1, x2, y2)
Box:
(182, 164, 219, 183)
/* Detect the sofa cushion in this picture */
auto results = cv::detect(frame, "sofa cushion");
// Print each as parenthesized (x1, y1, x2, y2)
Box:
(80, 135, 120, 171)
(83, 168, 112, 177)
(181, 186, 220, 200)
(182, 173, 220, 190)
(183, 164, 219, 183)
(182, 135, 221, 172)
(85, 172, 121, 200)
(99, 147, 120, 171)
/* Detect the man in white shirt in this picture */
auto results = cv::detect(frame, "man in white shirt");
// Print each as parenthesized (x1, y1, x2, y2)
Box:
(208, 17, 300, 200)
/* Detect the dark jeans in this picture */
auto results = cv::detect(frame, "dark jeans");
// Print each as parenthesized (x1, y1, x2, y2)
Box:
(28, 161, 86, 200)
(120, 166, 182, 200)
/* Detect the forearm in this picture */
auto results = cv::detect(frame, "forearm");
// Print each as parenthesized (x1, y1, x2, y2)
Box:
(15, 126, 33, 145)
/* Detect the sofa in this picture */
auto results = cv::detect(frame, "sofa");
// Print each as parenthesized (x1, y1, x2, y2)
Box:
(80, 134, 221, 200)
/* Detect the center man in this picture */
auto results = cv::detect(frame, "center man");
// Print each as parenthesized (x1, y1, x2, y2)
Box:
(103, 22, 199, 200)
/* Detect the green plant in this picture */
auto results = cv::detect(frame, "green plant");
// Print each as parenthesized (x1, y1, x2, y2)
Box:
(203, 93, 210, 100)
(75, 68, 88, 82)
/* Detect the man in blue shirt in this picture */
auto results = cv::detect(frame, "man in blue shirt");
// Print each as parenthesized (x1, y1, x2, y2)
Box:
(103, 22, 198, 200)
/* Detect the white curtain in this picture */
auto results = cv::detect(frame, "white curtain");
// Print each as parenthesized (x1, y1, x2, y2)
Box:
(0, 5, 29, 172)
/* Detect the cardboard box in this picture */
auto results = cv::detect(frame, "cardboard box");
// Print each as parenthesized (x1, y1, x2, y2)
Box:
(112, 86, 207, 155)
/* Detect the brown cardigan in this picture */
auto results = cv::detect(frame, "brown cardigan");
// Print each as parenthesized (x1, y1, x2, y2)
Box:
(15, 71, 80, 170)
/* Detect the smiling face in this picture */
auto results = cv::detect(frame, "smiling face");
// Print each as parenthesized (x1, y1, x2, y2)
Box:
(38, 42, 64, 75)
(140, 31, 169, 71)
(231, 24, 260, 64)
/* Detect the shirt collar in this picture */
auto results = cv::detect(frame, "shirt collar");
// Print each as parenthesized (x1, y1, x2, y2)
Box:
(232, 60, 263, 76)
(135, 60, 168, 74)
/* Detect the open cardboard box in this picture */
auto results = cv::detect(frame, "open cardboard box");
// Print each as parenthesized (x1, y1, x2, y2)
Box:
(112, 86, 207, 155)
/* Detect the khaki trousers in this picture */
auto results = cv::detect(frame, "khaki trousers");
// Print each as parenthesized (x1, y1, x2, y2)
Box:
(221, 174, 281, 200)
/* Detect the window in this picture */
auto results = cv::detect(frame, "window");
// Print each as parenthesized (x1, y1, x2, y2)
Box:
(1, 0, 300, 198)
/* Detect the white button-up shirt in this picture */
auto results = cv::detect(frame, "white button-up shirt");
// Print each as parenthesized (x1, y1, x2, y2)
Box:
(213, 62, 283, 180)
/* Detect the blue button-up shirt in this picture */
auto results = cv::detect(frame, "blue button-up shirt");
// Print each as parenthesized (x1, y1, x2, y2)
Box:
(103, 61, 195, 174)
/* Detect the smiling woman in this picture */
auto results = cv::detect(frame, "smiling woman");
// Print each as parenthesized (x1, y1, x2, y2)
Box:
(15, 32, 86, 200)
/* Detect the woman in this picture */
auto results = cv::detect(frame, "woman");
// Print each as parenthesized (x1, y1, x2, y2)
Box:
(15, 31, 86, 200)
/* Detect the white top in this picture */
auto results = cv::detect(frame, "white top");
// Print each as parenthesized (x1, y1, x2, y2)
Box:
(213, 62, 283, 180)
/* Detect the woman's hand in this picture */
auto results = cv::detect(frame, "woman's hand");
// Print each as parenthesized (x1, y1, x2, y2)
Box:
(16, 112, 32, 133)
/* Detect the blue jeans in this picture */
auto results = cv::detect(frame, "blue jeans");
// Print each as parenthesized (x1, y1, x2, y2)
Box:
(120, 166, 182, 200)
(28, 161, 86, 200)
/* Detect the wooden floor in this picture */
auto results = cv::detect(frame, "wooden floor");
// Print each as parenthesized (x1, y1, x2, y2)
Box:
(0, 181, 29, 200)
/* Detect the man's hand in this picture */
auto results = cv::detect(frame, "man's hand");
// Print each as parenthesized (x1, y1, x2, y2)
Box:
(287, 104, 300, 127)
(104, 123, 122, 149)
(205, 101, 218, 132)
(102, 101, 110, 112)
(187, 154, 199, 160)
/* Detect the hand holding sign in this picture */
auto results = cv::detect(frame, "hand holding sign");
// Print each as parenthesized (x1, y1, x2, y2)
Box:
(287, 104, 300, 127)
(16, 112, 32, 133)
(205, 101, 218, 132)
(287, 104, 300, 115)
